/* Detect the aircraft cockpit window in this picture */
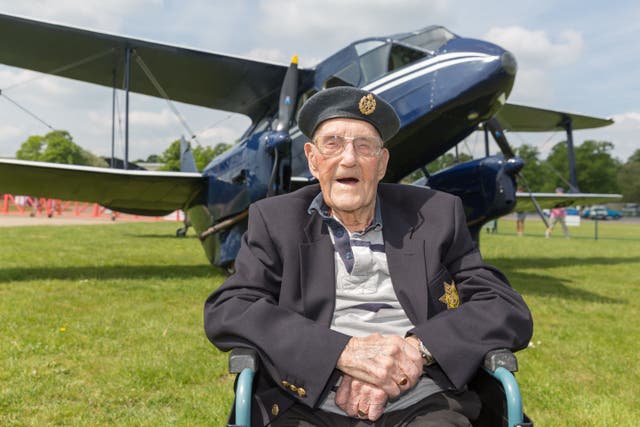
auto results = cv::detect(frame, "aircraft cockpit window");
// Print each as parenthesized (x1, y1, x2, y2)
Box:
(354, 40, 386, 56)
(388, 44, 427, 71)
(358, 42, 426, 84)
(325, 62, 360, 88)
(359, 44, 391, 84)
(400, 27, 454, 53)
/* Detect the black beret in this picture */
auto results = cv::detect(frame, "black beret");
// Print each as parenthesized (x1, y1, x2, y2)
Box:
(297, 87, 400, 142)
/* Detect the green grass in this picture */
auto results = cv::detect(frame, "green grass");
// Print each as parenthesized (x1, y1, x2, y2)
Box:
(0, 222, 232, 426)
(1, 219, 639, 425)
(484, 218, 640, 426)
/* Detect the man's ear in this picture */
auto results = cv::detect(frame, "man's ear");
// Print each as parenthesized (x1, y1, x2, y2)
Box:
(376, 148, 390, 180)
(304, 142, 320, 178)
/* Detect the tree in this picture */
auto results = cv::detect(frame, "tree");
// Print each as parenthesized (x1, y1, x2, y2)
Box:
(515, 144, 545, 191)
(544, 140, 621, 193)
(16, 135, 44, 161)
(160, 140, 232, 171)
(15, 130, 107, 167)
(617, 149, 640, 201)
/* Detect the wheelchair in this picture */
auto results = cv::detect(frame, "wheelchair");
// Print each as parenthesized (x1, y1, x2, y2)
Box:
(228, 348, 533, 427)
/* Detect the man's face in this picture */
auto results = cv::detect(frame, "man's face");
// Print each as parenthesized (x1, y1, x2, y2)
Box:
(304, 118, 389, 217)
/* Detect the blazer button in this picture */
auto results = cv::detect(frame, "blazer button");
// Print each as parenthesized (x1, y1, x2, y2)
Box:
(281, 380, 290, 387)
(297, 387, 307, 398)
(288, 384, 298, 393)
(271, 403, 279, 416)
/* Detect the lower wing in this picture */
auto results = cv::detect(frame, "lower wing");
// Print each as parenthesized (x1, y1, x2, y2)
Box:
(0, 159, 204, 216)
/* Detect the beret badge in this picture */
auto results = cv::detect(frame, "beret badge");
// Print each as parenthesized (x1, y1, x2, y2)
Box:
(358, 94, 376, 116)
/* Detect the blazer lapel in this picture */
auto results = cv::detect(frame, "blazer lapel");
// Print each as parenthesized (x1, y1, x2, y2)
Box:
(299, 212, 336, 326)
(382, 198, 430, 325)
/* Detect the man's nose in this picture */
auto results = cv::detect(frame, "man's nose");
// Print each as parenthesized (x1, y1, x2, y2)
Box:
(340, 141, 357, 164)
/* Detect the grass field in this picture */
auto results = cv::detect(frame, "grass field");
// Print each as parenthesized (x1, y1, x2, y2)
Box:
(1, 218, 639, 426)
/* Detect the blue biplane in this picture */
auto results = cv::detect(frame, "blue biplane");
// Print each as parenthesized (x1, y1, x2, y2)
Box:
(0, 13, 620, 269)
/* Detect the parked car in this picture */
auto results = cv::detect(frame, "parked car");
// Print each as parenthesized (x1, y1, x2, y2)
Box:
(582, 205, 622, 220)
(621, 203, 639, 217)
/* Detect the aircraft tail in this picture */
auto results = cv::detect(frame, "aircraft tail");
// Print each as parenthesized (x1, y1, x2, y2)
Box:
(180, 136, 198, 173)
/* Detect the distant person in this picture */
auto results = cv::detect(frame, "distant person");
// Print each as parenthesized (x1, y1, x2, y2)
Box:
(516, 211, 526, 236)
(29, 197, 39, 217)
(545, 187, 570, 239)
(514, 187, 526, 236)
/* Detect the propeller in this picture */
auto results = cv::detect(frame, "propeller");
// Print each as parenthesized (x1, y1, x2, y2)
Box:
(485, 117, 550, 228)
(275, 55, 299, 132)
(267, 56, 299, 196)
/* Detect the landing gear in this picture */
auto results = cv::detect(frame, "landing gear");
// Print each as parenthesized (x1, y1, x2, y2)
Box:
(176, 213, 191, 237)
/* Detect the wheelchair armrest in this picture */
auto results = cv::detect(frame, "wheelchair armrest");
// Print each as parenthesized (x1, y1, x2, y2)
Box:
(475, 349, 532, 427)
(229, 348, 258, 427)
(229, 348, 259, 374)
(483, 348, 518, 373)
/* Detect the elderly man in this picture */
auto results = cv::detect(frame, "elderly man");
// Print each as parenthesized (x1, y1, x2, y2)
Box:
(204, 87, 533, 426)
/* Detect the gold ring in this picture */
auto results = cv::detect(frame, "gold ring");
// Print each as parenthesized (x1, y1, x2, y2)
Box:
(357, 409, 368, 418)
(398, 377, 408, 386)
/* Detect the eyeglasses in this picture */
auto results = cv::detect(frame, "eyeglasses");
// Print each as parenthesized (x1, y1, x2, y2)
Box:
(312, 135, 383, 158)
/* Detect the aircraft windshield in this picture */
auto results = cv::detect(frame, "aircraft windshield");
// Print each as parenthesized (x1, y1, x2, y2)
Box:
(399, 27, 455, 52)
(357, 42, 427, 84)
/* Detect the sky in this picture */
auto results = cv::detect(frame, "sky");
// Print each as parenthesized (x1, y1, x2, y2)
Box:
(0, 0, 638, 164)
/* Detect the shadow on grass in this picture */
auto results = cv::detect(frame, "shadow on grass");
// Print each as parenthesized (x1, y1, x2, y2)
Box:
(123, 232, 197, 240)
(496, 231, 640, 242)
(490, 256, 640, 270)
(0, 264, 221, 283)
(504, 270, 624, 304)
(491, 256, 634, 304)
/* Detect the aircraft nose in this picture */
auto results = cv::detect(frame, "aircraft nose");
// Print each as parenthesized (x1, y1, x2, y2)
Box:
(501, 51, 517, 76)
(504, 157, 524, 175)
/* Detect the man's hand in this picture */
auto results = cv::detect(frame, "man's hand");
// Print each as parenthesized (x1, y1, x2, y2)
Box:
(335, 375, 387, 421)
(336, 333, 423, 398)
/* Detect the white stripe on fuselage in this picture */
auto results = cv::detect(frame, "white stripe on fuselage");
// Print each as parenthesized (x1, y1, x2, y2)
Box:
(363, 51, 493, 92)
(366, 55, 495, 95)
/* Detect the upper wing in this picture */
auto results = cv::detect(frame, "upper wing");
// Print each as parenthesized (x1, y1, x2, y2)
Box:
(496, 103, 614, 132)
(0, 159, 204, 216)
(0, 12, 313, 122)
(516, 192, 622, 212)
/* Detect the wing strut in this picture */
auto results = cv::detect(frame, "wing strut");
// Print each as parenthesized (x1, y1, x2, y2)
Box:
(561, 115, 580, 192)
(111, 67, 117, 168)
(124, 46, 132, 170)
(485, 118, 549, 227)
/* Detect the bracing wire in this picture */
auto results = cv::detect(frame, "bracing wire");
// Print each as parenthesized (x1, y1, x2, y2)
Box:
(133, 52, 201, 147)
(1, 48, 116, 135)
(0, 90, 54, 130)
(496, 115, 572, 186)
(114, 85, 125, 163)
(4, 48, 115, 92)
